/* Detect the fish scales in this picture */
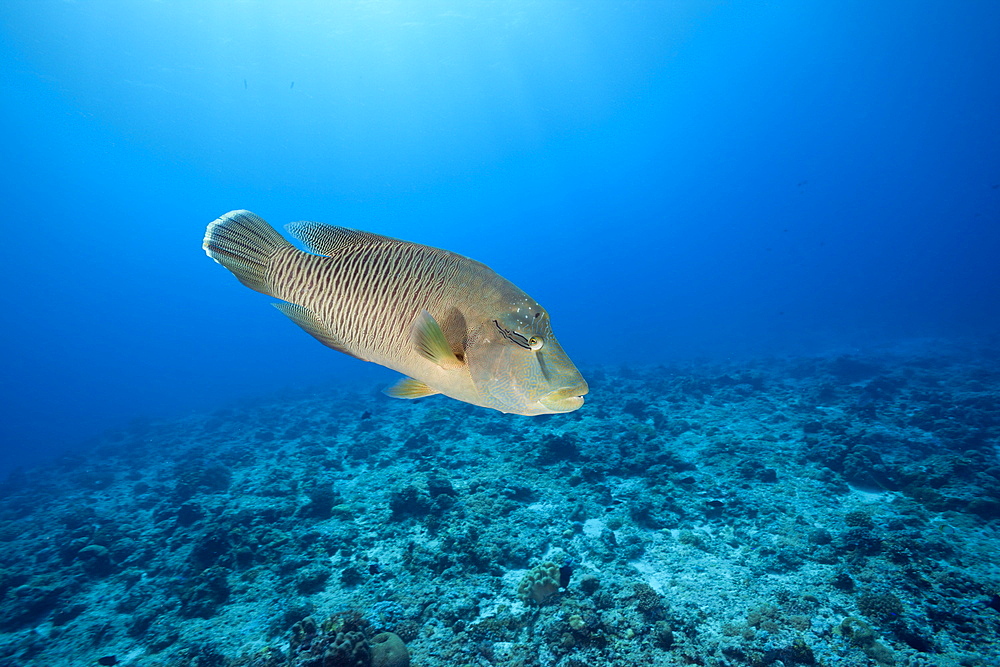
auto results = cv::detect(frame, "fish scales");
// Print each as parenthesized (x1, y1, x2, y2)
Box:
(203, 210, 588, 415)
(274, 242, 448, 364)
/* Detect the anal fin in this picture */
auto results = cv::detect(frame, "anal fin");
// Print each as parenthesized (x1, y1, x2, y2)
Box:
(273, 302, 362, 360)
(385, 377, 440, 399)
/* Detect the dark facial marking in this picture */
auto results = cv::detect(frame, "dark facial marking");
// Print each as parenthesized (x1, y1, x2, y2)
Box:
(494, 320, 532, 349)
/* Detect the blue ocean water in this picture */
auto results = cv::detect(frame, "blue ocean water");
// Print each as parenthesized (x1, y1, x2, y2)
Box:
(1, 1, 999, 470)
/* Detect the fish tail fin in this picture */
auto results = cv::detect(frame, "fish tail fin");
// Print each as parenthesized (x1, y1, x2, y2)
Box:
(203, 210, 293, 296)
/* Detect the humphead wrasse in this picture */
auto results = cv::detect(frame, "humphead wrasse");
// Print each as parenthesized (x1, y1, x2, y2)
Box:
(203, 210, 588, 415)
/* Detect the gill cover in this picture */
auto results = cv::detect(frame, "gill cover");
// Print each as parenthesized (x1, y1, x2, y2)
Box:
(465, 311, 586, 415)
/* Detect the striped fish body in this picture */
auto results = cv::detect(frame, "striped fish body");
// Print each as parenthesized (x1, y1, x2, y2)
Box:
(203, 210, 588, 415)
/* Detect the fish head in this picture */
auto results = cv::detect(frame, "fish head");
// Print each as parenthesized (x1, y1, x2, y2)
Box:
(464, 307, 588, 415)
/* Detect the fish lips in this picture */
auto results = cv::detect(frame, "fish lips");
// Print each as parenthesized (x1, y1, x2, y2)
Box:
(539, 383, 589, 412)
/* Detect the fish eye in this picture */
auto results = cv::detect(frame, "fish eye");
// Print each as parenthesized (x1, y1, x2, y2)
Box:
(528, 336, 544, 351)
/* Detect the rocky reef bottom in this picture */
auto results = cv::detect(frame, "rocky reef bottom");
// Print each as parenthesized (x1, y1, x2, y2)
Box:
(1, 338, 999, 666)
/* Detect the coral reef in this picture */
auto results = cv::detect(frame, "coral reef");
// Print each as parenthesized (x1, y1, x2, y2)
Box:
(369, 632, 408, 667)
(517, 560, 562, 605)
(0, 338, 998, 665)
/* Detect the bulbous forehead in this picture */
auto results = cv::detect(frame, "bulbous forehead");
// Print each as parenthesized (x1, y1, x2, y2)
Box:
(500, 297, 548, 329)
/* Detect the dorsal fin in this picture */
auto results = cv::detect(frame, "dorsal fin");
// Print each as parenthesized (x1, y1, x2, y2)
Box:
(285, 221, 399, 257)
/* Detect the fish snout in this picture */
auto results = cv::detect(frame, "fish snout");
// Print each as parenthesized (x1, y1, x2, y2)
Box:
(540, 382, 589, 412)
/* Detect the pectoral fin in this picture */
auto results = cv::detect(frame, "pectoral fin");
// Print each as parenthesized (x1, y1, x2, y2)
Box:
(385, 377, 440, 399)
(412, 310, 464, 370)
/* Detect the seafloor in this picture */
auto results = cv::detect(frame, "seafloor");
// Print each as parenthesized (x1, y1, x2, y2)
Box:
(1, 339, 998, 667)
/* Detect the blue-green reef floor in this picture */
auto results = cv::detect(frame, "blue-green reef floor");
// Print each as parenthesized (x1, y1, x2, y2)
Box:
(1, 338, 999, 666)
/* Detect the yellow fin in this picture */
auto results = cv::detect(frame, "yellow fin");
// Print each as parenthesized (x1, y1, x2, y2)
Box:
(385, 377, 440, 399)
(413, 310, 464, 370)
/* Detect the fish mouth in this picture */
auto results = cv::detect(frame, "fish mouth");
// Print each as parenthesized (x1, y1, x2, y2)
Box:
(540, 383, 589, 412)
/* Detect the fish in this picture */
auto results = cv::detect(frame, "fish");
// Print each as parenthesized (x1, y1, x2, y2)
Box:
(203, 210, 588, 415)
